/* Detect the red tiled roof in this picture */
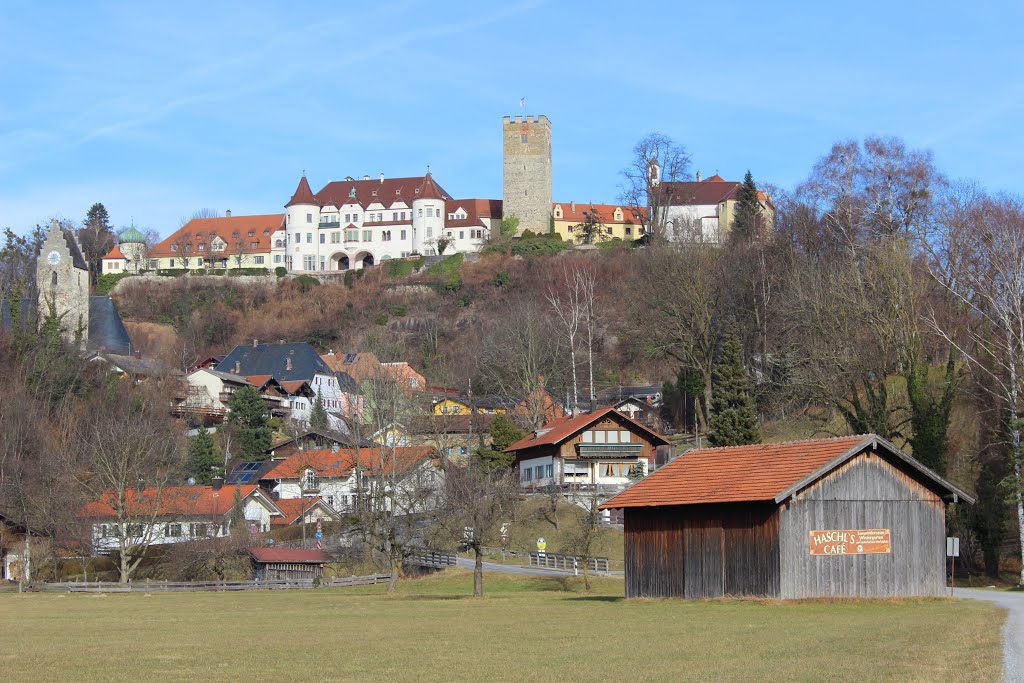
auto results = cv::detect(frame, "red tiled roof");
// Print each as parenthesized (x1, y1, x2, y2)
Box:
(417, 173, 447, 201)
(250, 547, 329, 563)
(271, 497, 326, 526)
(602, 436, 871, 509)
(445, 199, 500, 228)
(149, 214, 284, 258)
(704, 174, 726, 182)
(504, 408, 670, 452)
(552, 202, 646, 226)
(102, 244, 126, 260)
(263, 447, 436, 480)
(286, 175, 317, 207)
(314, 176, 451, 209)
(78, 485, 269, 518)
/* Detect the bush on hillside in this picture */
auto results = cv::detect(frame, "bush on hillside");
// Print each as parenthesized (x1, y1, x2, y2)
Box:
(293, 274, 319, 292)
(96, 272, 134, 295)
(385, 257, 425, 277)
(275, 266, 288, 277)
(227, 268, 270, 276)
(157, 269, 189, 277)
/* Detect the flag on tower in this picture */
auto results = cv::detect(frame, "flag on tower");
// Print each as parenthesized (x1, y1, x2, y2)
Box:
(519, 97, 527, 108)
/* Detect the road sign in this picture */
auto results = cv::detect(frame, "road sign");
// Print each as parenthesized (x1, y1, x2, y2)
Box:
(537, 537, 547, 558)
(268, 538, 275, 546)
(315, 531, 323, 540)
(946, 537, 960, 557)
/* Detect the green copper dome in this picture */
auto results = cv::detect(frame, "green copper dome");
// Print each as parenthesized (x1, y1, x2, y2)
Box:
(118, 224, 146, 244)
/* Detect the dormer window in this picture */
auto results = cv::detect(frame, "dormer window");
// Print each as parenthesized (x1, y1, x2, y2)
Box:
(554, 205, 562, 219)
(248, 231, 255, 237)
(198, 244, 205, 251)
(171, 244, 178, 252)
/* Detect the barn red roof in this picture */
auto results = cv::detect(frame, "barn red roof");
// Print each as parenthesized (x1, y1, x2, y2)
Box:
(286, 175, 317, 207)
(504, 408, 669, 452)
(149, 214, 284, 258)
(102, 244, 126, 260)
(262, 446, 436, 480)
(250, 547, 329, 563)
(601, 435, 973, 509)
(78, 485, 270, 518)
(271, 497, 327, 526)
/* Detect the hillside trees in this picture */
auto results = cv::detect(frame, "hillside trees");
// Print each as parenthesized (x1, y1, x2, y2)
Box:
(708, 333, 760, 447)
(79, 203, 116, 283)
(227, 386, 272, 460)
(620, 133, 692, 242)
(186, 427, 222, 485)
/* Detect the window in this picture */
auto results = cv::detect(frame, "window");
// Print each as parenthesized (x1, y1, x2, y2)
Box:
(521, 134, 528, 143)
(400, 229, 407, 240)
(535, 465, 544, 479)
(377, 213, 382, 221)
(303, 255, 315, 270)
(250, 242, 258, 248)
(522, 467, 532, 482)
(149, 259, 158, 269)
(198, 244, 205, 251)
(426, 207, 433, 218)
(426, 226, 432, 238)
(602, 463, 630, 478)
(320, 233, 325, 244)
(401, 211, 406, 220)
(353, 214, 359, 223)
(320, 256, 325, 271)
(382, 230, 391, 241)
(169, 259, 175, 268)
(582, 431, 594, 443)
(418, 208, 423, 217)
(326, 496, 334, 507)
(626, 227, 632, 236)
(346, 230, 359, 242)
(546, 464, 553, 478)
(620, 430, 630, 443)
(306, 213, 312, 223)
(254, 256, 265, 264)
(274, 255, 281, 263)
(345, 213, 351, 223)
(362, 230, 372, 241)
(606, 431, 619, 444)
(303, 468, 320, 490)
(392, 212, 398, 220)
(331, 231, 340, 243)
(459, 231, 464, 239)
(170, 244, 178, 252)
(190, 523, 208, 537)
(306, 233, 313, 243)
(127, 523, 144, 537)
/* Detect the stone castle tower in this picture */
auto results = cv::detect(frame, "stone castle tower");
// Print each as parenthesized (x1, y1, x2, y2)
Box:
(36, 219, 90, 348)
(502, 115, 552, 234)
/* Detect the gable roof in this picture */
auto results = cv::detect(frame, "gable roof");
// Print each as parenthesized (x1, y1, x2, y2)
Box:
(87, 296, 132, 355)
(250, 547, 329, 563)
(445, 199, 501, 228)
(149, 214, 284, 259)
(270, 497, 338, 526)
(601, 434, 973, 509)
(653, 176, 772, 208)
(262, 446, 436, 480)
(504, 408, 670, 452)
(56, 226, 90, 271)
(78, 484, 279, 518)
(219, 342, 332, 382)
(102, 244, 126, 260)
(552, 202, 646, 226)
(314, 175, 451, 209)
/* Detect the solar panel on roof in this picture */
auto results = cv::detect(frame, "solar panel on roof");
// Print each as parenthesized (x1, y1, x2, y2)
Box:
(344, 353, 357, 363)
(226, 461, 265, 484)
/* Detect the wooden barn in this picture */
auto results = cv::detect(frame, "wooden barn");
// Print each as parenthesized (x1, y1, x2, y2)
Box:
(250, 548, 328, 581)
(601, 435, 972, 599)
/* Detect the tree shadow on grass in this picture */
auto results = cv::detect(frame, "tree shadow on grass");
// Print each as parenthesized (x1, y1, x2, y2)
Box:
(563, 596, 625, 603)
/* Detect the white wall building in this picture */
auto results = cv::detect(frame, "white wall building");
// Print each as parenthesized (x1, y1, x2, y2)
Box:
(283, 173, 498, 272)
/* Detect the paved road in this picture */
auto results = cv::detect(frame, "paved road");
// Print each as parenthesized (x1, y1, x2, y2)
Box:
(454, 556, 578, 576)
(956, 588, 1024, 682)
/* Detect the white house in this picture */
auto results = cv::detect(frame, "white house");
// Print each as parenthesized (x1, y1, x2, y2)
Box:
(261, 446, 441, 513)
(79, 484, 285, 554)
(283, 173, 497, 272)
(650, 171, 773, 244)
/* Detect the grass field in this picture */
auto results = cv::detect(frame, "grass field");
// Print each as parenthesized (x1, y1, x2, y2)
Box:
(0, 571, 1003, 682)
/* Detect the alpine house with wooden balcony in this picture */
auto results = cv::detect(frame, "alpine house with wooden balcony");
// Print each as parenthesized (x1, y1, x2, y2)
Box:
(504, 408, 671, 491)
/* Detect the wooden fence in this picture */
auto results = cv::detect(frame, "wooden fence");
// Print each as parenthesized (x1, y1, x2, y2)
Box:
(408, 552, 457, 569)
(39, 573, 393, 593)
(528, 552, 610, 573)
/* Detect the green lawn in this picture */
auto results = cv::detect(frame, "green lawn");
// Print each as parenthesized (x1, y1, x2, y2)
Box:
(0, 571, 1003, 682)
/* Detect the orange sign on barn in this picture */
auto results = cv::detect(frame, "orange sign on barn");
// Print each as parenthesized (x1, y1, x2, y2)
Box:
(809, 529, 891, 556)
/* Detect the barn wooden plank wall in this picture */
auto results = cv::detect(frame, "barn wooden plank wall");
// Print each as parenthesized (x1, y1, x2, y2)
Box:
(779, 451, 945, 598)
(624, 503, 780, 598)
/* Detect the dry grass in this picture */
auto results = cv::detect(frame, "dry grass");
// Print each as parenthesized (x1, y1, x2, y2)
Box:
(0, 570, 1002, 682)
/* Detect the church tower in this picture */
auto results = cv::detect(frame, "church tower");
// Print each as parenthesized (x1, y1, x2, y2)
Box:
(502, 115, 552, 234)
(36, 219, 90, 348)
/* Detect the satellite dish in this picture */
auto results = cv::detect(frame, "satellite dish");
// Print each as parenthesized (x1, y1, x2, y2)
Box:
(187, 477, 197, 486)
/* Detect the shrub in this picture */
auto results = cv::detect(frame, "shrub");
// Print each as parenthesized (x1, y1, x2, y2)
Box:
(210, 268, 227, 276)
(426, 252, 464, 277)
(494, 271, 511, 287)
(157, 269, 189, 277)
(228, 267, 270, 276)
(344, 271, 355, 288)
(385, 257, 425, 277)
(194, 268, 207, 276)
(96, 272, 134, 295)
(275, 266, 288, 277)
(294, 274, 319, 292)
(374, 313, 389, 326)
(389, 304, 408, 317)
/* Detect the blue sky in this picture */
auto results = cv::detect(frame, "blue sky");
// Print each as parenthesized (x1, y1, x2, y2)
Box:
(2, 0, 1022, 238)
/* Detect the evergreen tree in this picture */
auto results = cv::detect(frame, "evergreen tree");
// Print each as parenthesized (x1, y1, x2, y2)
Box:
(227, 386, 273, 459)
(570, 206, 609, 244)
(489, 415, 525, 452)
(708, 333, 760, 446)
(79, 203, 116, 283)
(730, 171, 761, 244)
(186, 427, 222, 484)
(310, 393, 329, 431)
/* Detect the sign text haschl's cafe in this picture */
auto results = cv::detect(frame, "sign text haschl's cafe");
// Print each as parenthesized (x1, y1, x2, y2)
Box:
(809, 529, 891, 556)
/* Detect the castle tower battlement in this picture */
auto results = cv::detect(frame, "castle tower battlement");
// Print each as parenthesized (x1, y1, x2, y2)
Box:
(502, 114, 552, 234)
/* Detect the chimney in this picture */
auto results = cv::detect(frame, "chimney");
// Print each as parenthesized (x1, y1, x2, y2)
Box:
(570, 201, 575, 213)
(331, 442, 340, 453)
(225, 210, 232, 217)
(696, 171, 702, 182)
(234, 361, 241, 374)
(253, 339, 258, 348)
(286, 358, 292, 371)
(380, 173, 385, 184)
(211, 476, 224, 492)
(363, 174, 370, 181)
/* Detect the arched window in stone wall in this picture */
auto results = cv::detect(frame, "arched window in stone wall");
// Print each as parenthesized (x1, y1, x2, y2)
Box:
(52, 271, 57, 287)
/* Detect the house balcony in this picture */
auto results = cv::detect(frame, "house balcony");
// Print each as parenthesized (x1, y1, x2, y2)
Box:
(319, 219, 341, 228)
(574, 443, 643, 459)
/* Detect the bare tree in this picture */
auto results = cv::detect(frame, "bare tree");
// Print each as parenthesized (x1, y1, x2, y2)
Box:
(172, 231, 193, 269)
(546, 271, 584, 414)
(437, 460, 519, 597)
(78, 381, 187, 582)
(925, 190, 1024, 583)
(231, 230, 247, 270)
(561, 490, 609, 591)
(619, 133, 692, 242)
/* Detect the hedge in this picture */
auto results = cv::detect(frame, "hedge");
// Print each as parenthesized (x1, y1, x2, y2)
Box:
(95, 272, 135, 295)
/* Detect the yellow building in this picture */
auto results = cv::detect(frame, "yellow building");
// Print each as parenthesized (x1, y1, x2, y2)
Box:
(432, 395, 508, 416)
(551, 202, 647, 243)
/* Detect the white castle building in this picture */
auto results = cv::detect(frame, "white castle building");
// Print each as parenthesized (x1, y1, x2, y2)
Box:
(281, 173, 499, 272)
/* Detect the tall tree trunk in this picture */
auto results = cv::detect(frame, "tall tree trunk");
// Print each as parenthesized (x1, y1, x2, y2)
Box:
(387, 557, 399, 593)
(474, 548, 484, 597)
